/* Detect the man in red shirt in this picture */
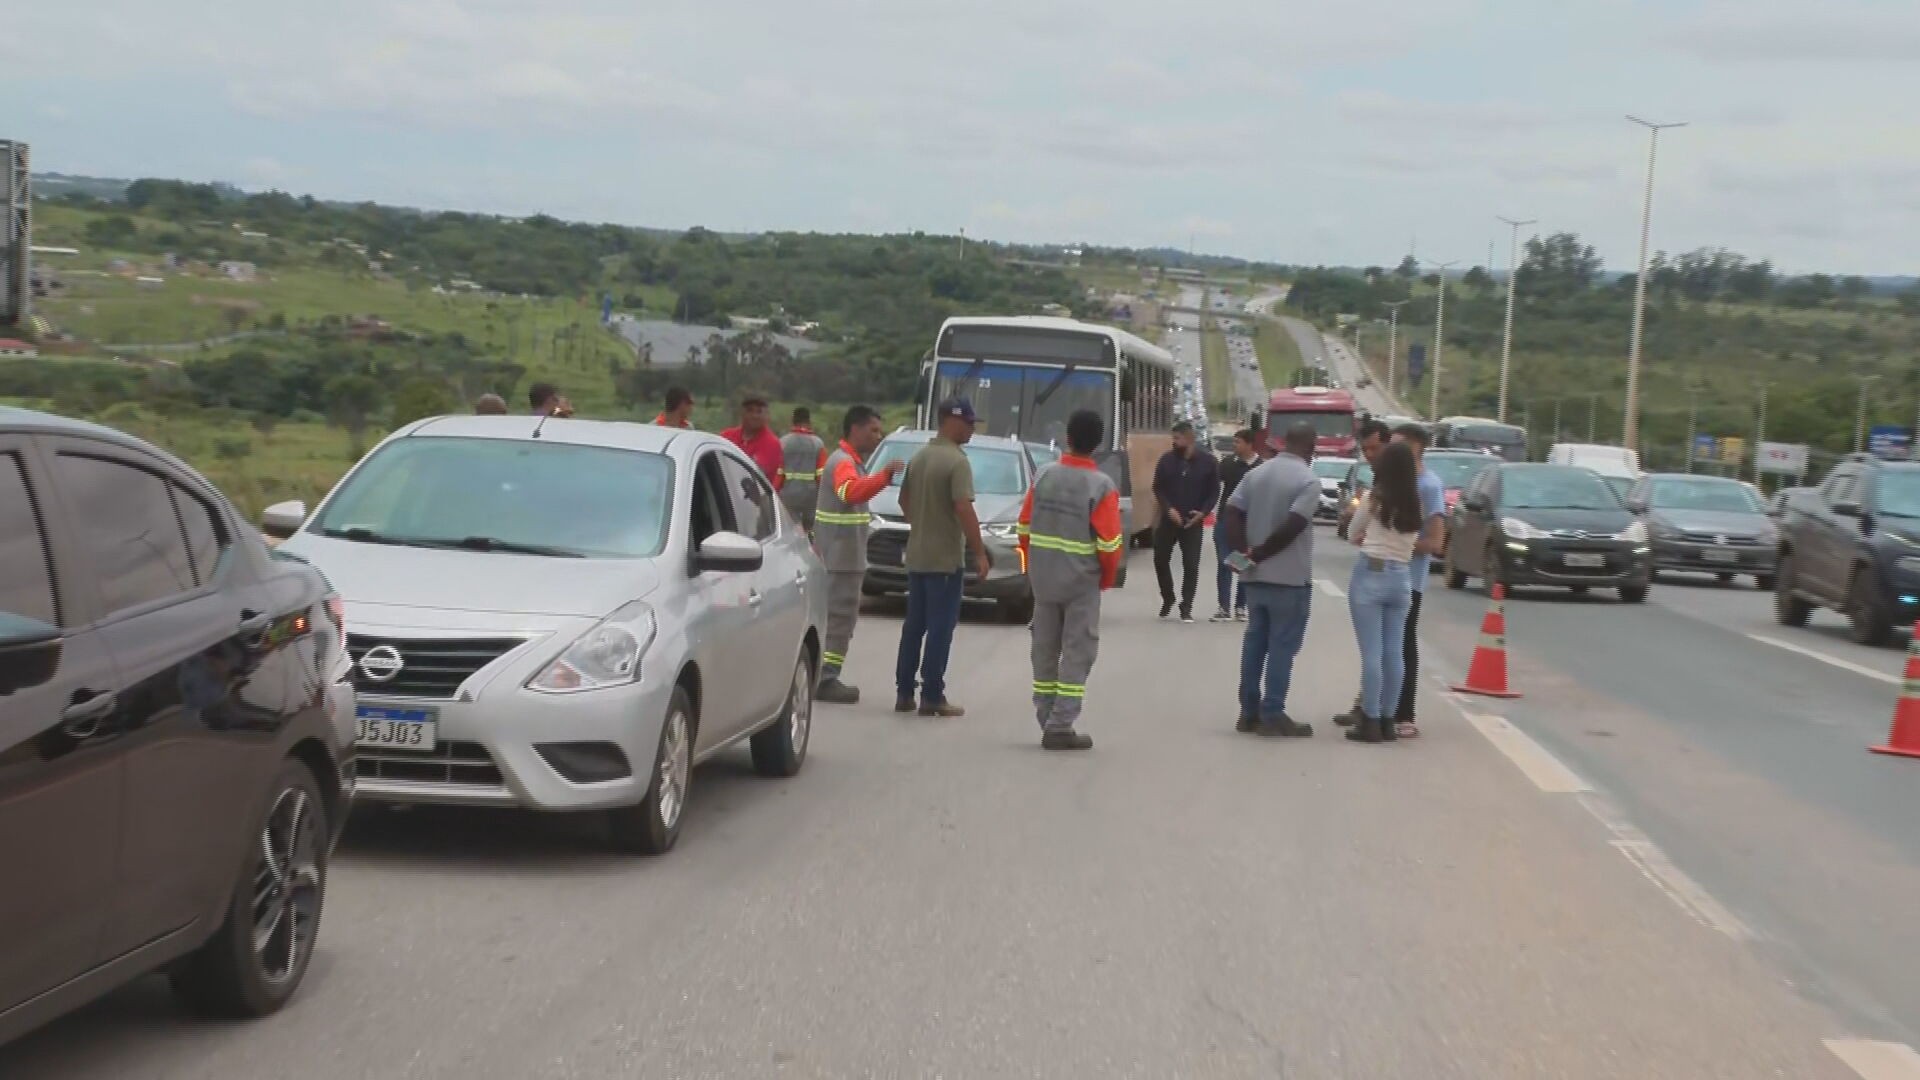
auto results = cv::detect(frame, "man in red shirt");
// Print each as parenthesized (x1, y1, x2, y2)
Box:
(720, 394, 786, 490)
(652, 387, 694, 428)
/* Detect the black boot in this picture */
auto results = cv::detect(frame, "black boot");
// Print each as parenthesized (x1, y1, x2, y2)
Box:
(816, 677, 859, 705)
(1345, 715, 1383, 743)
(1379, 714, 1399, 742)
(1332, 703, 1364, 727)
(1041, 729, 1094, 751)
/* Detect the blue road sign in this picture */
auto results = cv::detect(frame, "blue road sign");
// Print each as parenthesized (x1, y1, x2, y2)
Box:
(1693, 433, 1717, 461)
(601, 294, 614, 324)
(1868, 424, 1912, 461)
(1407, 343, 1426, 386)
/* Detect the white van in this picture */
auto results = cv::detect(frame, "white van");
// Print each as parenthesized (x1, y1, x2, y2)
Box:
(1547, 443, 1641, 496)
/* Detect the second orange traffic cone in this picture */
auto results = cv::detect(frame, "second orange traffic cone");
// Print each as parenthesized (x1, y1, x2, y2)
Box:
(1869, 625, 1920, 759)
(1452, 583, 1522, 699)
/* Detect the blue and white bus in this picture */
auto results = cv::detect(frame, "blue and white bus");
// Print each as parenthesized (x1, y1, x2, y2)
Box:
(916, 315, 1178, 540)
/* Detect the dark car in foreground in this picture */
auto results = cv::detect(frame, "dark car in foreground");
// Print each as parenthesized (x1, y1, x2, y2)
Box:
(1445, 463, 1652, 601)
(1626, 473, 1778, 589)
(0, 407, 355, 1045)
(861, 430, 1043, 622)
(1775, 455, 1920, 645)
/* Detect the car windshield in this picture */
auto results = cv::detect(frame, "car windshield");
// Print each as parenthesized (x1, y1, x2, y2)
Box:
(1649, 479, 1764, 514)
(1352, 463, 1374, 487)
(1270, 410, 1353, 438)
(1313, 458, 1355, 480)
(1879, 469, 1920, 518)
(1501, 466, 1624, 511)
(310, 437, 673, 558)
(868, 441, 1028, 495)
(1451, 424, 1525, 447)
(1026, 443, 1062, 466)
(1424, 454, 1495, 491)
(932, 360, 1114, 447)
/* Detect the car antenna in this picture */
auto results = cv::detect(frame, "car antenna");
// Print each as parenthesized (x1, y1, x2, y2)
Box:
(532, 410, 553, 439)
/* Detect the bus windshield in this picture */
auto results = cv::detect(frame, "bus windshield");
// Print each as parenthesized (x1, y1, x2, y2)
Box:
(932, 360, 1114, 447)
(1269, 410, 1354, 438)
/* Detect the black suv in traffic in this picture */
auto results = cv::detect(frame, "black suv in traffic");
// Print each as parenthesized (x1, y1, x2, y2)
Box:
(1775, 454, 1920, 645)
(0, 407, 356, 1045)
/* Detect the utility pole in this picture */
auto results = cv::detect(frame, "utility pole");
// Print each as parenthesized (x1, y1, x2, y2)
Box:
(1755, 382, 1769, 485)
(1496, 216, 1536, 424)
(1588, 394, 1599, 443)
(1855, 375, 1881, 453)
(1684, 387, 1699, 473)
(1428, 260, 1459, 422)
(1624, 116, 1687, 454)
(1383, 300, 1410, 400)
(1552, 398, 1562, 443)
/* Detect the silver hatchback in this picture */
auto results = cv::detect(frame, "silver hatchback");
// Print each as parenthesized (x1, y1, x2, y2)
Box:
(267, 416, 826, 854)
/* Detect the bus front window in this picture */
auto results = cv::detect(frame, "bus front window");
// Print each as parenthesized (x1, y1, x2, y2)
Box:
(933, 361, 1115, 445)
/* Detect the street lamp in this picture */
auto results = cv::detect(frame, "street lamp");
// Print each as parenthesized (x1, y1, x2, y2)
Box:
(1856, 375, 1881, 453)
(1383, 299, 1410, 401)
(1496, 216, 1536, 424)
(1427, 260, 1459, 422)
(1624, 116, 1687, 453)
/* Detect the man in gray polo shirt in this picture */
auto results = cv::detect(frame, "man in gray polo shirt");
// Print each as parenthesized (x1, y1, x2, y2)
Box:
(1223, 424, 1321, 737)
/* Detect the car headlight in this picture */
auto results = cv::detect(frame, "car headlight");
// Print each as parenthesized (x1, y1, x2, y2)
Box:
(1616, 521, 1648, 543)
(529, 601, 657, 693)
(1501, 517, 1547, 541)
(1650, 521, 1682, 541)
(984, 521, 1022, 542)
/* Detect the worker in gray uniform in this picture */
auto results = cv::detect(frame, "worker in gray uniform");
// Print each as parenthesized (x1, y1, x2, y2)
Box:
(778, 406, 827, 534)
(1017, 409, 1126, 751)
(813, 405, 902, 704)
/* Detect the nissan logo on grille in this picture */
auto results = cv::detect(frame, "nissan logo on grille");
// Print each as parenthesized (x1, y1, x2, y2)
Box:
(359, 644, 405, 682)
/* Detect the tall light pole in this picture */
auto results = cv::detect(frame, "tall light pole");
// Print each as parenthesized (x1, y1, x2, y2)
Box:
(1496, 216, 1536, 424)
(1855, 375, 1881, 453)
(1684, 386, 1699, 473)
(1755, 382, 1770, 486)
(1427, 260, 1459, 422)
(1624, 116, 1687, 452)
(1383, 299, 1410, 400)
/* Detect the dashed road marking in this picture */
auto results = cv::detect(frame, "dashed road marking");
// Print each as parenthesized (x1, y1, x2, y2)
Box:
(1458, 711, 1589, 793)
(1826, 1039, 1920, 1080)
(1315, 578, 1346, 598)
(1745, 633, 1901, 686)
(1578, 792, 1753, 941)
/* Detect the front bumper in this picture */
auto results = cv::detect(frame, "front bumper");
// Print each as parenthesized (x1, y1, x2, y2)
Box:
(1650, 537, 1776, 575)
(1495, 538, 1651, 588)
(862, 527, 1032, 603)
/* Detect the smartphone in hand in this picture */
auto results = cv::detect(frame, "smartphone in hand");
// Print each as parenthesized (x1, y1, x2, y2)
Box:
(1225, 551, 1256, 576)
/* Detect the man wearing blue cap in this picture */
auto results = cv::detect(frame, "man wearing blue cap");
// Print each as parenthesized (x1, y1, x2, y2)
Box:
(895, 398, 991, 716)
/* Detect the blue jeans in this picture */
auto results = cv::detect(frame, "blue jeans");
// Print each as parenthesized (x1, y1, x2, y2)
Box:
(897, 570, 965, 704)
(1239, 583, 1312, 720)
(1212, 526, 1246, 613)
(1348, 558, 1413, 719)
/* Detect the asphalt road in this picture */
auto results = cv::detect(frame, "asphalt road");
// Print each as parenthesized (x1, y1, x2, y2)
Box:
(11, 528, 1917, 1077)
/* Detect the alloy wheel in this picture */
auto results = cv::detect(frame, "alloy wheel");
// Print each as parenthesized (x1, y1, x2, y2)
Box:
(658, 709, 691, 829)
(252, 787, 321, 985)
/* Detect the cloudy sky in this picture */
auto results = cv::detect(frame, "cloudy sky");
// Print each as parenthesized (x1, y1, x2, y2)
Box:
(6, 0, 1917, 273)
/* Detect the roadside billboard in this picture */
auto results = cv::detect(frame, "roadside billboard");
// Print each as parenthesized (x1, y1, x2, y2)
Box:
(1868, 424, 1913, 461)
(1756, 441, 1809, 477)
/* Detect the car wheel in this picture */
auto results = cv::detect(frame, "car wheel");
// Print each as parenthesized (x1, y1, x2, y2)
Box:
(1847, 566, 1894, 646)
(751, 652, 813, 778)
(1570, 585, 1589, 595)
(170, 759, 327, 1019)
(1444, 546, 1469, 589)
(1774, 553, 1812, 627)
(1618, 582, 1649, 603)
(1717, 572, 1735, 585)
(1754, 574, 1775, 591)
(1002, 593, 1035, 625)
(609, 688, 693, 855)
(1482, 542, 1503, 595)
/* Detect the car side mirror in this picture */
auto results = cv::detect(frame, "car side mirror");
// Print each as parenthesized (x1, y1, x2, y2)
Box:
(693, 531, 764, 574)
(0, 615, 63, 696)
(1625, 498, 1647, 514)
(261, 499, 309, 539)
(1833, 501, 1861, 519)
(1464, 493, 1490, 512)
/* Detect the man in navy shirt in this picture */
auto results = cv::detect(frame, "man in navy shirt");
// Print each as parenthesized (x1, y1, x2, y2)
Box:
(1151, 421, 1221, 623)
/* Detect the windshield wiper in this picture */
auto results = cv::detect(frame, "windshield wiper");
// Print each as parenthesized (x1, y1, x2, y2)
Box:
(320, 526, 420, 546)
(1033, 362, 1077, 408)
(454, 536, 585, 558)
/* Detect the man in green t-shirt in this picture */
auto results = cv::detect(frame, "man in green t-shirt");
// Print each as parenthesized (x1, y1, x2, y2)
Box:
(895, 398, 990, 716)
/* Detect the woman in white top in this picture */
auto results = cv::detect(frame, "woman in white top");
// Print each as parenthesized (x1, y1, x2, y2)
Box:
(1345, 441, 1426, 744)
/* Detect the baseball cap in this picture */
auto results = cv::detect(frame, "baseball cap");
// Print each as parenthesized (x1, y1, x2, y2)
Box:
(936, 397, 977, 424)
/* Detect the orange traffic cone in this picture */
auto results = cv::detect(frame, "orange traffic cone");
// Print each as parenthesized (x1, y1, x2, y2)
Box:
(1869, 625, 1920, 759)
(1451, 583, 1522, 699)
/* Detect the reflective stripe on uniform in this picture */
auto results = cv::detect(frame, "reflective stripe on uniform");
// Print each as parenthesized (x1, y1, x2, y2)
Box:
(1094, 534, 1124, 553)
(816, 509, 870, 526)
(823, 651, 846, 667)
(1027, 533, 1098, 556)
(782, 470, 819, 481)
(1033, 680, 1058, 696)
(1053, 682, 1086, 699)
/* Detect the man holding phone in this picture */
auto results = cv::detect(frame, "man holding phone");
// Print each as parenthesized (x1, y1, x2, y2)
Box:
(1151, 421, 1220, 623)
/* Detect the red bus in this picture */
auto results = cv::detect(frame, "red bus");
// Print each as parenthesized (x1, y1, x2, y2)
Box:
(1267, 385, 1357, 458)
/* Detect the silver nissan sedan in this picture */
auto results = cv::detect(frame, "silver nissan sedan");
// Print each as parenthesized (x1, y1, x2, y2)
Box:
(265, 415, 825, 854)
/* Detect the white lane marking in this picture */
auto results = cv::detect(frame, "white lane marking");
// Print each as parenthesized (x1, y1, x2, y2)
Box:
(1827, 1039, 1920, 1080)
(1459, 711, 1589, 793)
(1315, 578, 1346, 598)
(1744, 634, 1901, 686)
(1578, 792, 1753, 941)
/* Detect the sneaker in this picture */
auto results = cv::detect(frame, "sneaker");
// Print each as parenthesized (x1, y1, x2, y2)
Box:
(1233, 607, 1249, 622)
(1253, 716, 1313, 738)
(918, 701, 966, 718)
(894, 697, 917, 713)
(1159, 599, 1175, 619)
(1209, 609, 1233, 623)
(1180, 608, 1195, 624)
(1041, 729, 1094, 751)
(816, 678, 860, 705)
